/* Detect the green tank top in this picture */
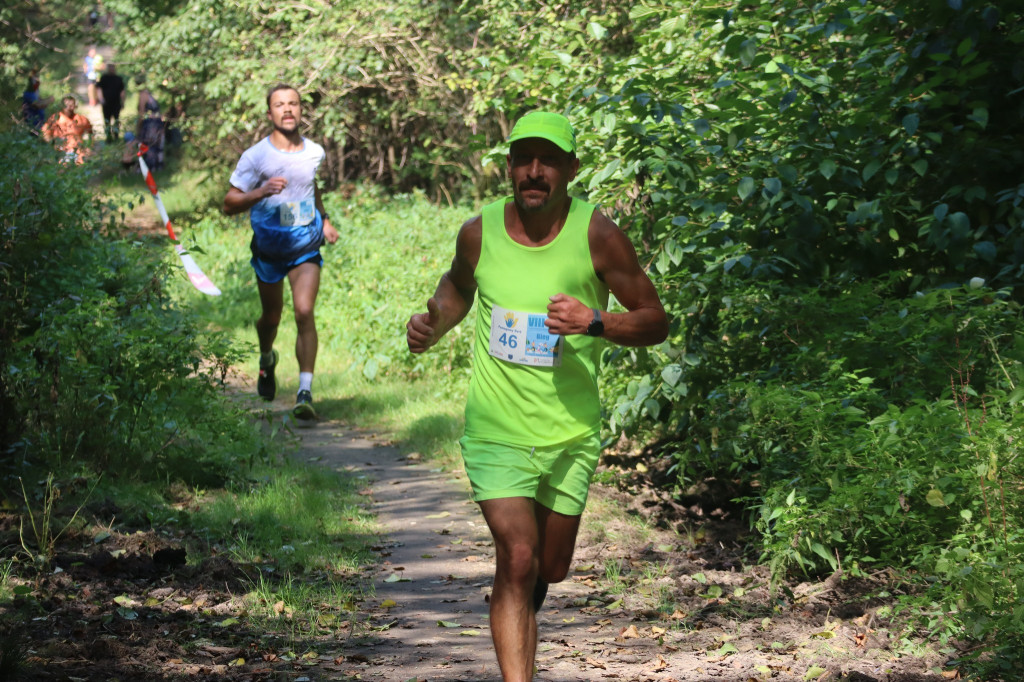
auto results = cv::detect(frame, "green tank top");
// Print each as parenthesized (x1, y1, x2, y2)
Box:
(464, 196, 610, 445)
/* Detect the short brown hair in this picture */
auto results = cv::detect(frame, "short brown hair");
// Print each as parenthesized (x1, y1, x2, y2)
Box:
(266, 83, 298, 109)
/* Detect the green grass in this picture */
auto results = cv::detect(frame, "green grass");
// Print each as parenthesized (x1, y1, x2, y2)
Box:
(139, 182, 485, 635)
(39, 162, 489, 640)
(171, 185, 485, 464)
(191, 460, 376, 573)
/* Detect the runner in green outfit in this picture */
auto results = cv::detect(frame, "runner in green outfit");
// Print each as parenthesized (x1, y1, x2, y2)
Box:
(406, 111, 668, 681)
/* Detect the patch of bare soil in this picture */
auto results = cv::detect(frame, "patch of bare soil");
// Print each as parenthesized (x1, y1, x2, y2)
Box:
(1, 397, 955, 681)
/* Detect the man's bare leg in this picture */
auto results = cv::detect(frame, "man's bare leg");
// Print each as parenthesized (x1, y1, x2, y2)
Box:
(535, 504, 582, 584)
(479, 497, 540, 682)
(255, 278, 285, 354)
(287, 261, 322, 373)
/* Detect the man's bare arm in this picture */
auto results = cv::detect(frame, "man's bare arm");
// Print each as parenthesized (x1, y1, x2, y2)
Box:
(222, 179, 286, 216)
(545, 212, 668, 347)
(407, 217, 481, 353)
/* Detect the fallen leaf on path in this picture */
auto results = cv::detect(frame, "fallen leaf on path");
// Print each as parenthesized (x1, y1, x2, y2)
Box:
(707, 642, 738, 660)
(804, 666, 828, 680)
(438, 620, 462, 628)
(618, 625, 641, 640)
(426, 511, 451, 519)
(646, 654, 669, 672)
(384, 573, 410, 583)
(380, 599, 397, 608)
(460, 630, 481, 636)
(585, 657, 607, 669)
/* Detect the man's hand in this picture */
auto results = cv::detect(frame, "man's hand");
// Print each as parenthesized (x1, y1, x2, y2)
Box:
(323, 220, 339, 244)
(261, 176, 288, 198)
(407, 298, 442, 353)
(545, 293, 592, 336)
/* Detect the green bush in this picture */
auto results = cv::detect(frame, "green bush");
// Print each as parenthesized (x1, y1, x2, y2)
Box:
(1, 130, 263, 487)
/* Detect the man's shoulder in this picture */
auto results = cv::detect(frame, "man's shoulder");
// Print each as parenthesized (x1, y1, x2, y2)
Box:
(302, 137, 326, 158)
(239, 136, 270, 157)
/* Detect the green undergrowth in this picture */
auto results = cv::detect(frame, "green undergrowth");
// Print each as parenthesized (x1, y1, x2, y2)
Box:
(190, 460, 377, 574)
(0, 130, 381, 650)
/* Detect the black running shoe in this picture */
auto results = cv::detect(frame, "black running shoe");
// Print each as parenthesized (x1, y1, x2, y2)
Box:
(532, 579, 549, 612)
(293, 389, 317, 423)
(257, 350, 278, 400)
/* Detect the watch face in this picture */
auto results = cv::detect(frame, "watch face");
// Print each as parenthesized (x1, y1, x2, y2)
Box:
(587, 319, 604, 336)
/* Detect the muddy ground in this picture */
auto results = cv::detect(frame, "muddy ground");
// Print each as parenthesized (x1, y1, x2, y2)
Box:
(2, 391, 955, 681)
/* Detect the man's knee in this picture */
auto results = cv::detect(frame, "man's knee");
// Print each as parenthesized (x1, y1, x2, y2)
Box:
(497, 540, 538, 581)
(294, 307, 316, 330)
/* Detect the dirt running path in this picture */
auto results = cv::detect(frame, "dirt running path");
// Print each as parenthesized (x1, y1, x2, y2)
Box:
(293, 415, 948, 682)
(301, 420, 690, 681)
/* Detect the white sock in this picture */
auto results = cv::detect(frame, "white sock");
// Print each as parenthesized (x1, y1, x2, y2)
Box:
(298, 372, 313, 394)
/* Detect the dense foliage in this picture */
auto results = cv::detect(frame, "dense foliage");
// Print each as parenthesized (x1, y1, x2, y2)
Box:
(0, 131, 265, 500)
(0, 3, 84, 96)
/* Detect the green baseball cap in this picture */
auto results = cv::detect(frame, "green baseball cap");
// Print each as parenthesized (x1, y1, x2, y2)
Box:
(508, 111, 576, 153)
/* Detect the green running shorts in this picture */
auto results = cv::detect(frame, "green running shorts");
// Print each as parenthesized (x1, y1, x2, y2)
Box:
(459, 432, 600, 516)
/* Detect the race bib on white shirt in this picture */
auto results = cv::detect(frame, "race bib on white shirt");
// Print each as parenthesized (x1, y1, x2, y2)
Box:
(488, 305, 563, 367)
(279, 198, 315, 227)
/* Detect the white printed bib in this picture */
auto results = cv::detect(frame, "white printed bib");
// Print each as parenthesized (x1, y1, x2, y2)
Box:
(279, 198, 315, 227)
(488, 305, 563, 367)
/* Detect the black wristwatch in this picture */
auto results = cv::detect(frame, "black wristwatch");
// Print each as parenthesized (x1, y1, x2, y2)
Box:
(585, 308, 604, 337)
(320, 212, 330, 222)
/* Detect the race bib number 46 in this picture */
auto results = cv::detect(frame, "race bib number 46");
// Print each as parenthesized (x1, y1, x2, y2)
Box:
(488, 305, 563, 367)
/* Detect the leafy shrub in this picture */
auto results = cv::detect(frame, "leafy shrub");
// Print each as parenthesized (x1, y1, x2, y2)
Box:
(1, 130, 263, 487)
(319, 187, 479, 382)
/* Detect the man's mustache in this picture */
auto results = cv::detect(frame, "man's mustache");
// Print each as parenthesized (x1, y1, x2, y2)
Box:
(518, 182, 550, 192)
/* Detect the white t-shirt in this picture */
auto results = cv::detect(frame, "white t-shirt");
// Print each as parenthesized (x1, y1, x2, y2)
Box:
(230, 136, 326, 261)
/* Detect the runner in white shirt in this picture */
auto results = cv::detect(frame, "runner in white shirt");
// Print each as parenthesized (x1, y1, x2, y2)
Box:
(223, 84, 339, 424)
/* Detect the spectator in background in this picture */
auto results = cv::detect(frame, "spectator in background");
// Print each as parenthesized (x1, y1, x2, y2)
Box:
(42, 95, 93, 164)
(22, 71, 54, 132)
(97, 62, 126, 143)
(135, 74, 165, 170)
(83, 47, 99, 106)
